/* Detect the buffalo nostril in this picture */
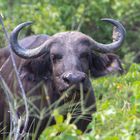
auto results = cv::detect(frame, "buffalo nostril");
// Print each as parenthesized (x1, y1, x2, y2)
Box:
(62, 72, 73, 84)
(63, 76, 71, 84)
(81, 76, 86, 83)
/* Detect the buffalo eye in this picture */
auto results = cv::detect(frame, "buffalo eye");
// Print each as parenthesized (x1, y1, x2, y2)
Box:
(79, 52, 89, 59)
(51, 53, 63, 63)
(80, 39, 90, 46)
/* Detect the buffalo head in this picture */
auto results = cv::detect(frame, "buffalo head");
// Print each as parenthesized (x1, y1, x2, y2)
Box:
(10, 18, 125, 94)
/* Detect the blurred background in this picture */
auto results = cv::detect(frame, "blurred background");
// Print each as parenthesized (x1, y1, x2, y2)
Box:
(0, 0, 140, 66)
(0, 1, 140, 139)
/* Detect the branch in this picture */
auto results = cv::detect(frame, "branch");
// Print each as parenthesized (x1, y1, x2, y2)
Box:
(0, 14, 29, 140)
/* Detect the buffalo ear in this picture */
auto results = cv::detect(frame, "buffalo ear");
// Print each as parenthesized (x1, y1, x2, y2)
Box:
(89, 53, 124, 78)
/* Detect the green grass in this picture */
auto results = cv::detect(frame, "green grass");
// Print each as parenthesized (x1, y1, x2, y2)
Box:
(1, 63, 140, 139)
(40, 63, 140, 140)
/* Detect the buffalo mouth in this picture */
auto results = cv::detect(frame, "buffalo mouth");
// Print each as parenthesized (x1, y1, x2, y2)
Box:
(59, 83, 88, 93)
(59, 83, 89, 101)
(55, 76, 90, 99)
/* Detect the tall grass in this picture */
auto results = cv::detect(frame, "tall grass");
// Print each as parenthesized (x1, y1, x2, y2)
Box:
(1, 59, 140, 140)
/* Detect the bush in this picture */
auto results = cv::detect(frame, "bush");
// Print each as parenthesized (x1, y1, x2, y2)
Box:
(0, 0, 140, 63)
(40, 63, 140, 140)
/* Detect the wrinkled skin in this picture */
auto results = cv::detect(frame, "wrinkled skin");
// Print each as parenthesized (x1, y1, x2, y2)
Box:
(50, 32, 93, 92)
(0, 20, 125, 139)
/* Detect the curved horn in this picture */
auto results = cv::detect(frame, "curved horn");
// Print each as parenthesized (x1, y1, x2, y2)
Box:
(10, 22, 51, 59)
(89, 18, 126, 53)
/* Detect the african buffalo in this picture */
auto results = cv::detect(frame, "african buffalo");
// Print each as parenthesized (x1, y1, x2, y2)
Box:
(0, 18, 125, 139)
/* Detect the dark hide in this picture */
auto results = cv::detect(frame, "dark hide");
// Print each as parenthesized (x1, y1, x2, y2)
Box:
(0, 47, 10, 68)
(90, 52, 124, 77)
(0, 33, 123, 139)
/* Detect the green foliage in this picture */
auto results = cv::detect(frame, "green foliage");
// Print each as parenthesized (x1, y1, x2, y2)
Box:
(40, 110, 83, 140)
(90, 63, 140, 139)
(0, 0, 140, 63)
(40, 63, 140, 140)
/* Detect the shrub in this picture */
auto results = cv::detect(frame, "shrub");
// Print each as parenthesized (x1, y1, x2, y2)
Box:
(40, 63, 140, 140)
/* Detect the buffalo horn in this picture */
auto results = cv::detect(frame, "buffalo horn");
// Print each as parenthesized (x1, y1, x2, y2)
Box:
(10, 22, 51, 59)
(88, 18, 126, 53)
